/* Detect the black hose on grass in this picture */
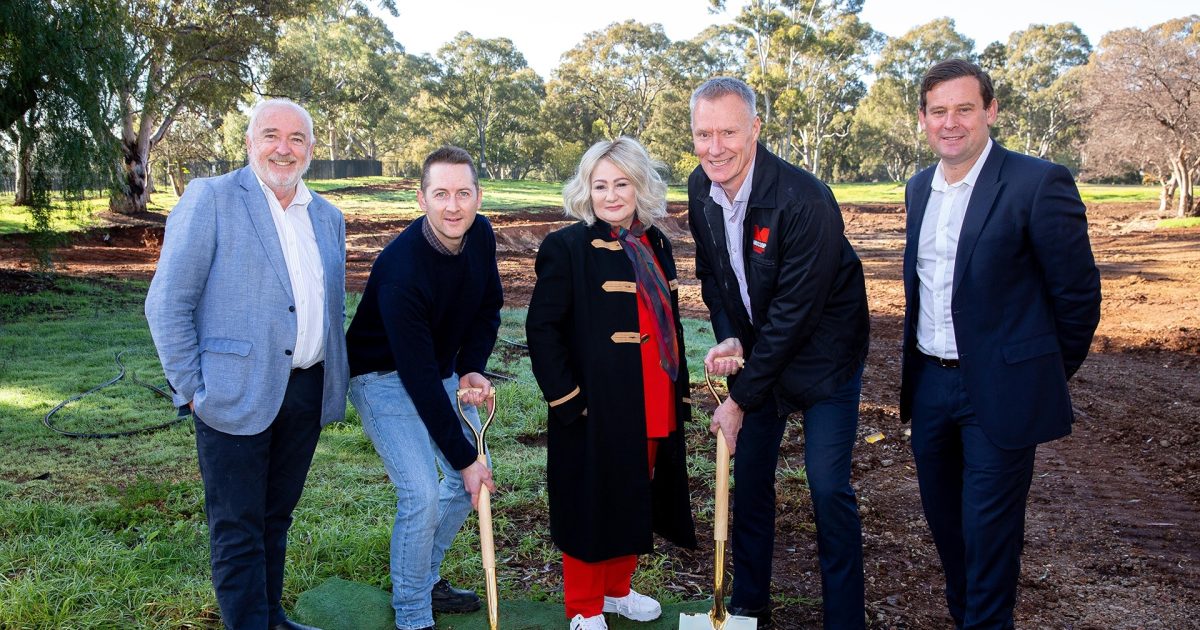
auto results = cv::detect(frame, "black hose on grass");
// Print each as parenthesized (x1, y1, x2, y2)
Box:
(43, 351, 185, 439)
(499, 337, 528, 350)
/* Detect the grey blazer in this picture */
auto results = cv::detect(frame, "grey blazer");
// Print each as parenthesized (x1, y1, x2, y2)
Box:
(145, 166, 349, 435)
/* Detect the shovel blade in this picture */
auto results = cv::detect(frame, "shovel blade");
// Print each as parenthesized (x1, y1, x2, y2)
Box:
(679, 612, 758, 630)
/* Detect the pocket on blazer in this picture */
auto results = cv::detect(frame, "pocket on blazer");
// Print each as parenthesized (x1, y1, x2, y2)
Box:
(1002, 333, 1059, 364)
(200, 337, 253, 356)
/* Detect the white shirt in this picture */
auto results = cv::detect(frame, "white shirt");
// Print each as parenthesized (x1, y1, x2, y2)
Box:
(255, 175, 326, 369)
(915, 139, 993, 360)
(709, 159, 756, 321)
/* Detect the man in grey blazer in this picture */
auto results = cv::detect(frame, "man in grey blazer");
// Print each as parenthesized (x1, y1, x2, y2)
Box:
(145, 99, 347, 630)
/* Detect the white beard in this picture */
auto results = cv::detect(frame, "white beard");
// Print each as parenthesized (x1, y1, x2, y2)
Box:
(250, 153, 310, 192)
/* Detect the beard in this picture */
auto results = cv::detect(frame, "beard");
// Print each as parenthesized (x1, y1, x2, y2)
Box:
(250, 151, 311, 192)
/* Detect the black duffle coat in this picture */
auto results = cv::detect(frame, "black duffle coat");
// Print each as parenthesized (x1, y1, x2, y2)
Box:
(526, 220, 698, 562)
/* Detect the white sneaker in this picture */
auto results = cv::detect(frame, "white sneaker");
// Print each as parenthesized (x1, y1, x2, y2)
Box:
(570, 613, 608, 630)
(602, 588, 662, 621)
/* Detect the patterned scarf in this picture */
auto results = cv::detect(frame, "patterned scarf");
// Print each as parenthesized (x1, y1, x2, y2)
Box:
(611, 219, 679, 381)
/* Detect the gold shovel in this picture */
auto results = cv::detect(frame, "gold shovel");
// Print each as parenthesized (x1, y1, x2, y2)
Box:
(457, 387, 499, 630)
(680, 359, 757, 630)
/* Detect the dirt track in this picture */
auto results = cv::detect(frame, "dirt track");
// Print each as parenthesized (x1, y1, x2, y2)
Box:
(2, 198, 1198, 628)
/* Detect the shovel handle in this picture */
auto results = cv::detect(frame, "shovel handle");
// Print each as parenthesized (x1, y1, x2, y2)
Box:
(714, 428, 731, 542)
(476, 454, 496, 569)
(475, 452, 499, 629)
(705, 361, 741, 544)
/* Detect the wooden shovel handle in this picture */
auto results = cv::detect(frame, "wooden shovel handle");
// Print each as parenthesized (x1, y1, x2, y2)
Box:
(714, 428, 731, 542)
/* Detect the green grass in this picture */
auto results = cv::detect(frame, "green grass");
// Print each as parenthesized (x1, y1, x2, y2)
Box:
(0, 277, 726, 628)
(1157, 216, 1200, 229)
(830, 182, 909, 204)
(1, 177, 1159, 237)
(826, 182, 1161, 205)
(1076, 184, 1160, 203)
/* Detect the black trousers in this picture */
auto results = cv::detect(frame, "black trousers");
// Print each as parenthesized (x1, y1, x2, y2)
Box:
(194, 364, 324, 630)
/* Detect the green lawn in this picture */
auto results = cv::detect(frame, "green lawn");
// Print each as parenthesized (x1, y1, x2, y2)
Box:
(0, 276, 721, 628)
(0, 177, 1163, 237)
(1157, 216, 1200, 229)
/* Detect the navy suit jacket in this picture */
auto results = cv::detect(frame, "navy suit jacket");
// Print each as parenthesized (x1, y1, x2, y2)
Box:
(146, 166, 349, 435)
(900, 144, 1101, 449)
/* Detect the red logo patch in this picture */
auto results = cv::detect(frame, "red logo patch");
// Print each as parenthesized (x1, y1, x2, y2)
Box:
(752, 225, 770, 254)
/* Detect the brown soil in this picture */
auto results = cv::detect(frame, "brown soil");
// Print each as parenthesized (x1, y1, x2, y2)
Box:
(3, 198, 1198, 629)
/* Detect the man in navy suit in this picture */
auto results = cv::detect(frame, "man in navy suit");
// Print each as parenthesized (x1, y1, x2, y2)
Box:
(146, 99, 347, 630)
(901, 59, 1102, 629)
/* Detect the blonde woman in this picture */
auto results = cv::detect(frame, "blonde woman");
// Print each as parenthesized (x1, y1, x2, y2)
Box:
(526, 137, 697, 630)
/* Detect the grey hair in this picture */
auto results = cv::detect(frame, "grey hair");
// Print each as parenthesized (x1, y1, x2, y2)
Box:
(562, 137, 668, 228)
(245, 99, 315, 145)
(689, 77, 757, 119)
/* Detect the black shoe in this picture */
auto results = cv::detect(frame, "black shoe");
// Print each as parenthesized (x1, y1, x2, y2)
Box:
(270, 620, 321, 630)
(729, 603, 773, 628)
(431, 577, 481, 613)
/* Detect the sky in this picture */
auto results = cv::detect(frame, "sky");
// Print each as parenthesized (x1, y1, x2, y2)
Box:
(379, 0, 1194, 79)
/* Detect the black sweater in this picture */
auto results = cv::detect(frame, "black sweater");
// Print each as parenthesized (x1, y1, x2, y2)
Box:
(346, 215, 503, 470)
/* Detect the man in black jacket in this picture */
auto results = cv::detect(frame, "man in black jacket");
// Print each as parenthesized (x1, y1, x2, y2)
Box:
(687, 77, 870, 629)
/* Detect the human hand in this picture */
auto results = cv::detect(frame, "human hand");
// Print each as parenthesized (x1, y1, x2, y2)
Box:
(460, 459, 496, 510)
(709, 397, 744, 455)
(704, 338, 745, 376)
(457, 372, 494, 408)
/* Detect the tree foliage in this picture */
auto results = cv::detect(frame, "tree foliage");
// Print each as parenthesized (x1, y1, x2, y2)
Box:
(108, 0, 318, 214)
(546, 21, 675, 145)
(267, 1, 412, 161)
(1, 0, 126, 205)
(986, 23, 1091, 164)
(1081, 16, 1200, 216)
(851, 19, 974, 180)
(423, 32, 544, 178)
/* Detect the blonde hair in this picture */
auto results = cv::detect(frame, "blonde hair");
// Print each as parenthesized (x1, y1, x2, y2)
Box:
(562, 137, 668, 227)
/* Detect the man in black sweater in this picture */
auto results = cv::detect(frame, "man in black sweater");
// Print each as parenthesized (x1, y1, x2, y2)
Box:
(345, 146, 502, 630)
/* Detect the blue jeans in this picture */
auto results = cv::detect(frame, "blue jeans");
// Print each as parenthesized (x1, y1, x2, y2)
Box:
(349, 371, 485, 630)
(731, 364, 865, 629)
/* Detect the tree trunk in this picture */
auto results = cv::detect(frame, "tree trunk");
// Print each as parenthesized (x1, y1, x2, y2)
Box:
(13, 117, 35, 206)
(1158, 175, 1177, 213)
(477, 124, 489, 179)
(168, 160, 186, 196)
(111, 139, 151, 215)
(1180, 164, 1195, 218)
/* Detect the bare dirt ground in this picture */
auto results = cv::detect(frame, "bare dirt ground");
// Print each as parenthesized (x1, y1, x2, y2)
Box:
(2, 198, 1198, 629)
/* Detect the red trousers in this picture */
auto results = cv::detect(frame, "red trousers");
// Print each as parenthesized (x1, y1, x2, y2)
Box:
(562, 553, 638, 617)
(561, 440, 659, 618)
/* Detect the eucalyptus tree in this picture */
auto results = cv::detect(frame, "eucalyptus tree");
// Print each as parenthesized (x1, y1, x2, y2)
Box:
(985, 23, 1091, 165)
(106, 0, 320, 214)
(1081, 16, 1200, 216)
(424, 32, 544, 178)
(851, 18, 975, 180)
(1, 0, 126, 204)
(545, 20, 675, 146)
(267, 0, 412, 161)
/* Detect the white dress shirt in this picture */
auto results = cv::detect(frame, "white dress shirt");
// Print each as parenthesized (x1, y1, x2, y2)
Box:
(916, 139, 994, 360)
(709, 160, 756, 321)
(255, 176, 326, 369)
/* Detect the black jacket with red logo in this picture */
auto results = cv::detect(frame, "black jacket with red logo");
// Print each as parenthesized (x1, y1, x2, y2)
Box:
(688, 143, 869, 414)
